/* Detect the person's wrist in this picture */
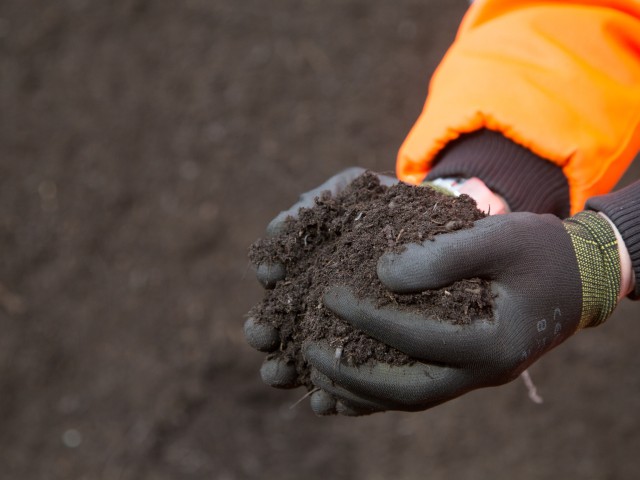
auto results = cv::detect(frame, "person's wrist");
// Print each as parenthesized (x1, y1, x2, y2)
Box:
(455, 177, 510, 215)
(599, 212, 636, 299)
(431, 177, 510, 215)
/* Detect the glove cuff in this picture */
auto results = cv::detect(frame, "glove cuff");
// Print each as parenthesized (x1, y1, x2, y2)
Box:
(426, 129, 570, 217)
(563, 211, 620, 328)
(586, 181, 640, 299)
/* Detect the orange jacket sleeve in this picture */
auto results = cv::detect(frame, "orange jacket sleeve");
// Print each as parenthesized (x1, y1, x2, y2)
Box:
(397, 0, 640, 214)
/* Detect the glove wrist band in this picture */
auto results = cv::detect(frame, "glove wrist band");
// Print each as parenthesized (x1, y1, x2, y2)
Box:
(563, 211, 620, 328)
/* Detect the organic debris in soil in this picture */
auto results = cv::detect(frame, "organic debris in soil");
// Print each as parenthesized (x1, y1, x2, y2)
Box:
(249, 172, 494, 389)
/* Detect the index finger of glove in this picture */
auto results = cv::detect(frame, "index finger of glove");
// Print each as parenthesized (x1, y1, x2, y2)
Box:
(304, 341, 472, 409)
(323, 286, 495, 365)
(377, 215, 510, 293)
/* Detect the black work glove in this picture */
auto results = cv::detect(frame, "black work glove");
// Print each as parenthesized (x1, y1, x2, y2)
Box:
(304, 211, 621, 415)
(244, 167, 397, 388)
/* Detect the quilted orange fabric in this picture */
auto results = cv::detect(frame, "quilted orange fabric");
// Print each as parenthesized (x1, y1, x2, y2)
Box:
(397, 0, 640, 213)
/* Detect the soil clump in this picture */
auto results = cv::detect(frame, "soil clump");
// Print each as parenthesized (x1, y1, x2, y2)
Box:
(249, 172, 493, 389)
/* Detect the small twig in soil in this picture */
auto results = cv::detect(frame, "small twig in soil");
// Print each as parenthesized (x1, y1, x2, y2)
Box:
(333, 346, 343, 370)
(289, 387, 321, 410)
(240, 261, 252, 283)
(521, 369, 543, 404)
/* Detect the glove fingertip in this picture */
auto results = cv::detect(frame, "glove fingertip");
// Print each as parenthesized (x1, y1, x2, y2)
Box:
(321, 285, 356, 316)
(376, 251, 411, 292)
(256, 262, 286, 289)
(377, 244, 445, 293)
(244, 317, 280, 352)
(266, 211, 291, 238)
(260, 358, 298, 389)
(302, 341, 334, 371)
(310, 390, 336, 416)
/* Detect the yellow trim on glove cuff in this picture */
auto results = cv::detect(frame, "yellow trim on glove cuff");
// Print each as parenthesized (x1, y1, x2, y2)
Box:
(563, 211, 620, 329)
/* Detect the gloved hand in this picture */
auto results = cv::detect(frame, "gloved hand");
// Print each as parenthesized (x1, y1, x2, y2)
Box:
(244, 167, 397, 388)
(304, 210, 622, 415)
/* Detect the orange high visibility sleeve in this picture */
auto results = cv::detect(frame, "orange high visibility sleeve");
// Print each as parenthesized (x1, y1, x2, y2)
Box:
(397, 0, 640, 214)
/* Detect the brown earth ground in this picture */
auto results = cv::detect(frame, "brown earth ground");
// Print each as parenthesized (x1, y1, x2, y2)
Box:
(1, 1, 639, 479)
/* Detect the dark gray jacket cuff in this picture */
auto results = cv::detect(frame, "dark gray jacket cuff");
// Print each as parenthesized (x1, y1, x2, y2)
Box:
(426, 129, 570, 218)
(587, 181, 640, 300)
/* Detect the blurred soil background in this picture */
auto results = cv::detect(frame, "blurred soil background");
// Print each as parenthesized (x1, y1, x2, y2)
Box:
(1, 0, 639, 479)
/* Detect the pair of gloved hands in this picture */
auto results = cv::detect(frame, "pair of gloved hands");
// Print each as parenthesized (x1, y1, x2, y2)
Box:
(245, 168, 623, 416)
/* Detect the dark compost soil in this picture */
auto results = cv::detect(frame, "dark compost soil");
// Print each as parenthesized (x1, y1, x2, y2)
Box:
(249, 172, 493, 388)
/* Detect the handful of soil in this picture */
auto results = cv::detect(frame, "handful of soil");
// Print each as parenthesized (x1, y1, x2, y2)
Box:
(249, 172, 494, 389)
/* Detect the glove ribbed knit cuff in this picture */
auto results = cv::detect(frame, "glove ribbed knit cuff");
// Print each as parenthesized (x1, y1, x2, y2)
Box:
(586, 181, 640, 300)
(426, 129, 570, 218)
(563, 211, 621, 328)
